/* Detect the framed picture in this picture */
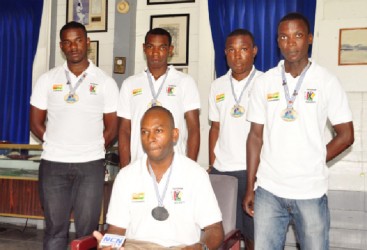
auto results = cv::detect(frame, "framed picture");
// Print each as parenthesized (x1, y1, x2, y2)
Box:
(88, 40, 99, 66)
(147, 0, 195, 5)
(66, 0, 108, 32)
(338, 27, 367, 65)
(150, 14, 190, 66)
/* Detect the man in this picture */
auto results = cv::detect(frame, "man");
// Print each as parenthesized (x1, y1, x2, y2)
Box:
(244, 13, 354, 249)
(118, 28, 200, 167)
(94, 106, 224, 249)
(208, 29, 262, 250)
(30, 21, 119, 250)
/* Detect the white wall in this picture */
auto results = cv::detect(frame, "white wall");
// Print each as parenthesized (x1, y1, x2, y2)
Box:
(313, 0, 367, 192)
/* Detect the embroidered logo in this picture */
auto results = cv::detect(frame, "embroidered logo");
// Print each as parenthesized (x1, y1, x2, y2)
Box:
(89, 83, 98, 94)
(304, 89, 316, 103)
(52, 84, 63, 92)
(167, 85, 176, 96)
(131, 192, 145, 202)
(172, 188, 183, 203)
(267, 92, 280, 101)
(215, 93, 225, 103)
(132, 88, 142, 96)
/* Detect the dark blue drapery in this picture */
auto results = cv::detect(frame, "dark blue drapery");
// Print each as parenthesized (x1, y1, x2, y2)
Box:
(208, 0, 316, 77)
(0, 0, 43, 143)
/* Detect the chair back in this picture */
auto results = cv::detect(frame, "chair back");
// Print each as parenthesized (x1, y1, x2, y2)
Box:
(209, 174, 238, 235)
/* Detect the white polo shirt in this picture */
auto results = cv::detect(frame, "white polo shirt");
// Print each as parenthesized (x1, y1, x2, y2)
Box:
(106, 154, 222, 247)
(117, 65, 200, 162)
(247, 60, 352, 199)
(209, 67, 263, 171)
(30, 61, 119, 162)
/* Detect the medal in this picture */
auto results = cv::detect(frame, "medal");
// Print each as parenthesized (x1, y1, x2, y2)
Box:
(64, 93, 79, 103)
(64, 70, 87, 104)
(230, 68, 256, 118)
(281, 108, 298, 121)
(147, 99, 162, 108)
(230, 105, 245, 117)
(148, 157, 174, 221)
(281, 61, 311, 121)
(147, 68, 169, 109)
(151, 206, 169, 221)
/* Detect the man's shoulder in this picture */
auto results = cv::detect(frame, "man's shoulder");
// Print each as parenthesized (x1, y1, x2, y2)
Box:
(121, 71, 147, 87)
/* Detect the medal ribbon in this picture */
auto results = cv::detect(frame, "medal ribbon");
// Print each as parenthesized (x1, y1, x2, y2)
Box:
(230, 68, 256, 107)
(65, 70, 88, 95)
(148, 158, 174, 207)
(147, 68, 170, 103)
(281, 61, 311, 109)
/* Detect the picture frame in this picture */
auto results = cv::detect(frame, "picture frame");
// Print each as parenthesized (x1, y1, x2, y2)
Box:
(147, 0, 195, 5)
(338, 27, 367, 65)
(88, 40, 99, 66)
(150, 14, 190, 66)
(66, 0, 108, 32)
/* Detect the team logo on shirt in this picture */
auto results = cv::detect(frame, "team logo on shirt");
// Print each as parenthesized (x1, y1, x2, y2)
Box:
(267, 92, 280, 101)
(89, 83, 98, 94)
(131, 192, 145, 202)
(215, 93, 225, 103)
(52, 84, 63, 92)
(132, 88, 142, 96)
(172, 188, 183, 203)
(304, 89, 316, 103)
(167, 85, 176, 96)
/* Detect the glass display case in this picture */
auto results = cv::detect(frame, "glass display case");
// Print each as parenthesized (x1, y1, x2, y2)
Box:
(0, 143, 118, 223)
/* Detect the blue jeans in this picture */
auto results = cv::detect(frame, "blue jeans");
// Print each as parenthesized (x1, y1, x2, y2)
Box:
(254, 187, 330, 250)
(210, 168, 254, 240)
(39, 159, 105, 250)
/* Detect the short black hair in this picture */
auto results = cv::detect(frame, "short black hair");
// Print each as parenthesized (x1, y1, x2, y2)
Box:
(226, 29, 256, 47)
(60, 21, 87, 39)
(278, 12, 311, 34)
(142, 106, 175, 129)
(145, 28, 172, 46)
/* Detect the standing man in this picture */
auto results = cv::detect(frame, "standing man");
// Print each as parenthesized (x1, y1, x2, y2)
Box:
(30, 21, 119, 250)
(208, 29, 262, 250)
(94, 106, 224, 249)
(118, 28, 200, 167)
(244, 13, 354, 249)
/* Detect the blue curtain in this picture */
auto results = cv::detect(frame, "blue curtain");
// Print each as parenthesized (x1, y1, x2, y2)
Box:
(0, 0, 43, 143)
(208, 0, 316, 77)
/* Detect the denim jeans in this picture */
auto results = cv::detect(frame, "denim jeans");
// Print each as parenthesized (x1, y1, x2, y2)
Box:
(39, 159, 105, 250)
(210, 168, 254, 240)
(254, 187, 330, 250)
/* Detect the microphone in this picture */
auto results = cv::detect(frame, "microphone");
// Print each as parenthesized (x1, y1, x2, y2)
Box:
(100, 234, 126, 249)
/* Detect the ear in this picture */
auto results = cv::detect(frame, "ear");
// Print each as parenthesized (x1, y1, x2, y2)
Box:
(86, 37, 90, 47)
(169, 45, 174, 57)
(253, 46, 258, 58)
(308, 33, 313, 45)
(172, 128, 179, 144)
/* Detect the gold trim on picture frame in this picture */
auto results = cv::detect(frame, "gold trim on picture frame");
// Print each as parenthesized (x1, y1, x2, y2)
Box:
(66, 0, 108, 32)
(88, 40, 99, 66)
(150, 14, 189, 66)
(147, 0, 195, 5)
(338, 27, 367, 65)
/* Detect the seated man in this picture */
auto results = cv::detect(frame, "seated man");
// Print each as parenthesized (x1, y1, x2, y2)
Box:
(94, 106, 224, 249)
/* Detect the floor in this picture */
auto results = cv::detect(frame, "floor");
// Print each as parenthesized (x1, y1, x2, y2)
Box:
(0, 222, 75, 250)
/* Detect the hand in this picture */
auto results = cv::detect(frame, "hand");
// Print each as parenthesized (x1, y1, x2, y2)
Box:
(206, 165, 213, 173)
(243, 190, 255, 217)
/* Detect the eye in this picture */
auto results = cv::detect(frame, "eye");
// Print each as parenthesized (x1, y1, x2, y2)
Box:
(146, 44, 153, 49)
(226, 48, 234, 53)
(61, 41, 71, 46)
(296, 33, 304, 38)
(156, 128, 163, 133)
(141, 130, 148, 135)
(241, 47, 248, 52)
(160, 46, 168, 51)
(279, 35, 287, 40)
